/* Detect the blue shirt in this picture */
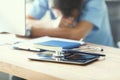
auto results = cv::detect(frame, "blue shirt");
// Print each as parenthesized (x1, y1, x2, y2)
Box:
(28, 0, 114, 46)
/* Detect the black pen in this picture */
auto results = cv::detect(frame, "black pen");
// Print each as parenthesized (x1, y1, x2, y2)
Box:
(63, 49, 106, 57)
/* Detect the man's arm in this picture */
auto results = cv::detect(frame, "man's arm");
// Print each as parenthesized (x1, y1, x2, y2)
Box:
(26, 15, 93, 40)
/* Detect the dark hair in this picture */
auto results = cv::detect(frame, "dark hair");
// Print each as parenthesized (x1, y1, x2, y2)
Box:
(53, 0, 84, 17)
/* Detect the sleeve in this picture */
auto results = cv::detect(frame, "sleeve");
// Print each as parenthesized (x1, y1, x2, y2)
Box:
(28, 0, 49, 19)
(80, 0, 107, 30)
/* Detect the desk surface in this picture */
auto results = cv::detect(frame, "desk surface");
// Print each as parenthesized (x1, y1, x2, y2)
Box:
(0, 42, 120, 80)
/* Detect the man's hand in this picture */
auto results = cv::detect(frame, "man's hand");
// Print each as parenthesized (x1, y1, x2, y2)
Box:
(59, 17, 76, 28)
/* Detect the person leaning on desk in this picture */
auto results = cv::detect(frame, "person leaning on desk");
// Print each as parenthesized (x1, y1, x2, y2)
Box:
(11, 0, 114, 80)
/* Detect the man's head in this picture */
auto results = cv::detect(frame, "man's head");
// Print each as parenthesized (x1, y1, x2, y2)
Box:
(53, 0, 84, 18)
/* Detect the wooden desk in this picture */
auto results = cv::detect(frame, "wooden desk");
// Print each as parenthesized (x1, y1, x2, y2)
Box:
(0, 43, 120, 80)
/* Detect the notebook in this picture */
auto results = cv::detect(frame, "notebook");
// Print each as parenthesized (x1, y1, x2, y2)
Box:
(34, 40, 82, 52)
(36, 40, 81, 49)
(13, 36, 85, 52)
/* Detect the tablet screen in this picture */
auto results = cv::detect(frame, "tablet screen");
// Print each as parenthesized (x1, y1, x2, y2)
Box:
(29, 51, 100, 65)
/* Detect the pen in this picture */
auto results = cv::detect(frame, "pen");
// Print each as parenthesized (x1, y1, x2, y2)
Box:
(86, 46, 104, 52)
(63, 49, 106, 57)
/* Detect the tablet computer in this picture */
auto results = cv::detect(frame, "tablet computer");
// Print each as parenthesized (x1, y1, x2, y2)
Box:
(28, 51, 100, 65)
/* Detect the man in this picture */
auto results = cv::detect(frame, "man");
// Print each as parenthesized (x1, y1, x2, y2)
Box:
(26, 0, 113, 46)
(11, 0, 113, 80)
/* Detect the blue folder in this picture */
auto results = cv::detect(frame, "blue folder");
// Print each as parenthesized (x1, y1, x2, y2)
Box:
(36, 40, 81, 49)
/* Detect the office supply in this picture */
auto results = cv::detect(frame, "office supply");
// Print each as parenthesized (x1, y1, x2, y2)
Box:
(75, 45, 104, 52)
(85, 46, 104, 52)
(13, 36, 84, 52)
(34, 40, 81, 49)
(63, 49, 106, 57)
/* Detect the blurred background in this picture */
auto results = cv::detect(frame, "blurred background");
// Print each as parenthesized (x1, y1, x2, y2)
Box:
(0, 0, 120, 80)
(106, 0, 120, 47)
